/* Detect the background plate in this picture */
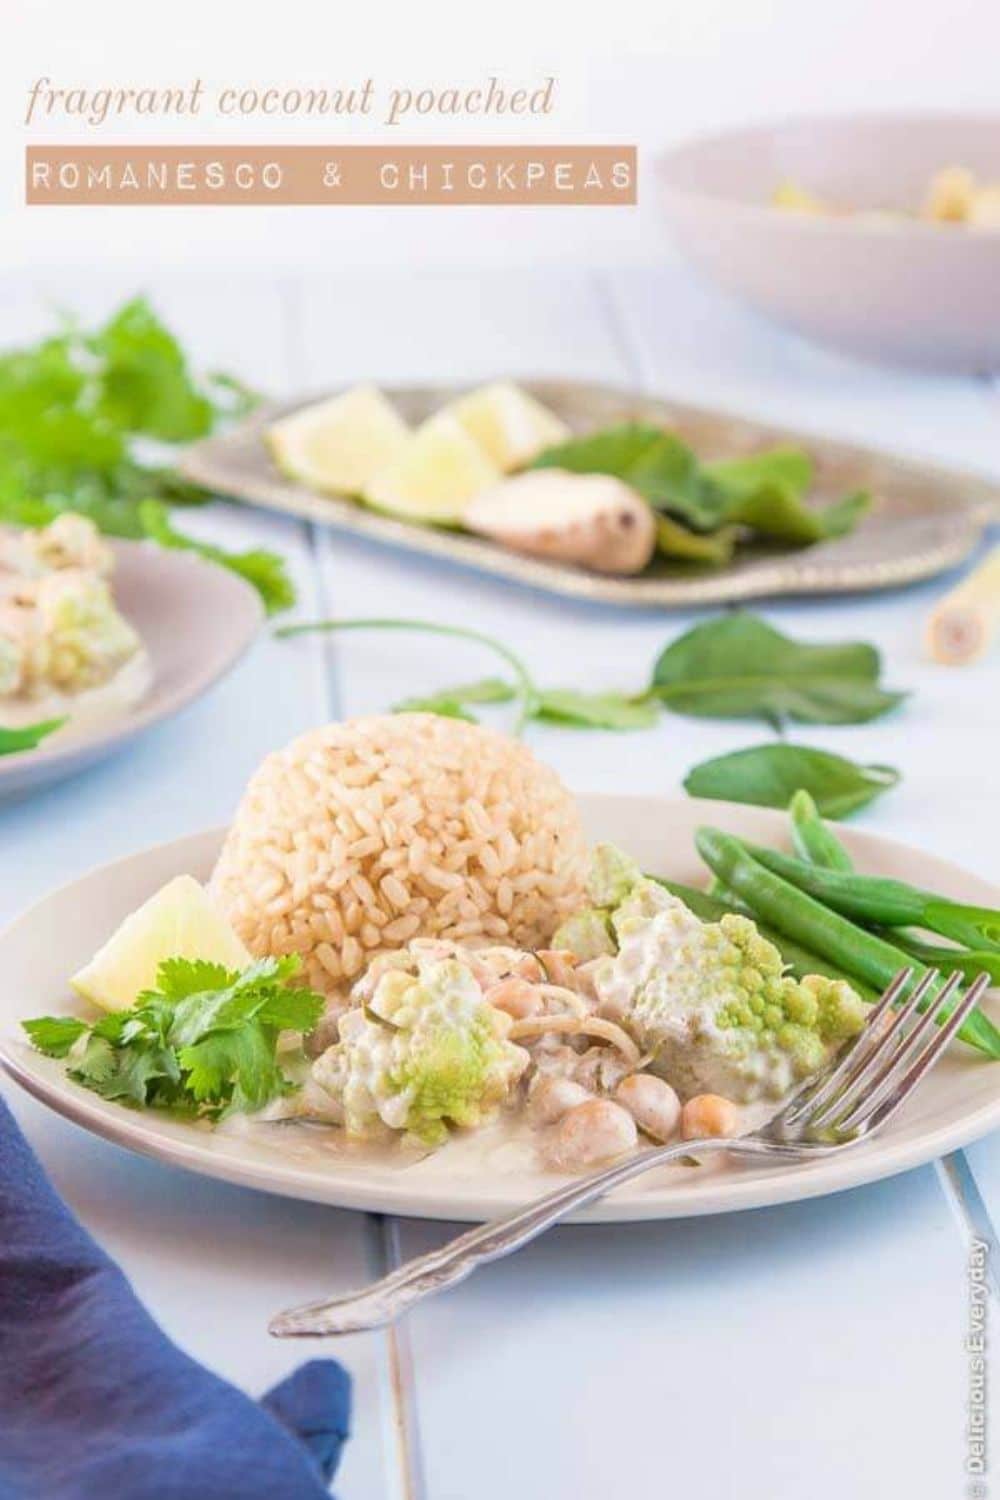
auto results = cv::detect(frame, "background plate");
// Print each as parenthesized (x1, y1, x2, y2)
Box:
(0, 541, 263, 798)
(2, 794, 998, 1223)
(181, 380, 995, 606)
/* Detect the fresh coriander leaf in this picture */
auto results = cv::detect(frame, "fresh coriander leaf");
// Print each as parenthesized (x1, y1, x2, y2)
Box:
(88, 298, 217, 443)
(651, 612, 905, 726)
(22, 953, 323, 1120)
(139, 500, 295, 615)
(73, 1041, 180, 1107)
(0, 718, 66, 756)
(227, 955, 304, 989)
(254, 987, 325, 1032)
(21, 1015, 88, 1057)
(534, 689, 660, 730)
(154, 957, 235, 1001)
(68, 1034, 119, 1091)
(166, 956, 309, 1047)
(92, 1010, 140, 1044)
(0, 297, 254, 563)
(683, 743, 900, 817)
(178, 1023, 286, 1117)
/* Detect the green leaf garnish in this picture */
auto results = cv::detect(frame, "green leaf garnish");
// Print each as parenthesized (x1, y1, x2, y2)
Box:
(21, 1015, 88, 1057)
(533, 425, 724, 530)
(532, 425, 870, 546)
(138, 500, 294, 616)
(0, 297, 294, 614)
(21, 954, 324, 1120)
(0, 718, 67, 756)
(684, 743, 900, 816)
(533, 689, 660, 731)
(651, 612, 905, 727)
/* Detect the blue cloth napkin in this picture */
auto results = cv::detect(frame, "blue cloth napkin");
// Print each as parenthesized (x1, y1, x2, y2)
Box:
(0, 1094, 350, 1499)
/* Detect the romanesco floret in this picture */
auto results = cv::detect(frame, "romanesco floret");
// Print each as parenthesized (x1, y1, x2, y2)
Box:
(594, 879, 867, 1102)
(311, 956, 529, 1146)
(586, 842, 642, 908)
(36, 571, 141, 692)
(551, 907, 615, 961)
(28, 515, 113, 577)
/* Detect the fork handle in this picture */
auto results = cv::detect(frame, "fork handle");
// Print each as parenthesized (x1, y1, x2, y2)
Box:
(271, 1136, 751, 1337)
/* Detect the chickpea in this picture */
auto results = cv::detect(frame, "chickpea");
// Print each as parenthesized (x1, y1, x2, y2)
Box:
(542, 1098, 638, 1171)
(615, 1073, 681, 1142)
(680, 1094, 740, 1141)
(486, 976, 542, 1020)
(528, 1075, 591, 1127)
(512, 953, 544, 983)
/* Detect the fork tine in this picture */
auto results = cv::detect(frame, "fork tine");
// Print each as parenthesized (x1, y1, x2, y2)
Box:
(806, 968, 942, 1131)
(832, 972, 963, 1131)
(781, 967, 912, 1127)
(857, 973, 992, 1136)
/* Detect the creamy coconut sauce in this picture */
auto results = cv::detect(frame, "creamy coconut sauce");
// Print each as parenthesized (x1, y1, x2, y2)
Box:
(0, 648, 152, 745)
(220, 1092, 778, 1191)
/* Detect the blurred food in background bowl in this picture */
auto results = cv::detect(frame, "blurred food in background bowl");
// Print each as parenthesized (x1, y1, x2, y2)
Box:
(656, 113, 1000, 372)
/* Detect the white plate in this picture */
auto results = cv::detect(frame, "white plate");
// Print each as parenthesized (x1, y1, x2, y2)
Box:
(0, 541, 263, 798)
(656, 113, 1000, 372)
(2, 795, 998, 1223)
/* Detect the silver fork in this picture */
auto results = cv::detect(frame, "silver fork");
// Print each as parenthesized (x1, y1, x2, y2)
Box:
(269, 967, 990, 1338)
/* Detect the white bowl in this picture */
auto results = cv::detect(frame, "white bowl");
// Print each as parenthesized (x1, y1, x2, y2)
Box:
(656, 113, 1000, 372)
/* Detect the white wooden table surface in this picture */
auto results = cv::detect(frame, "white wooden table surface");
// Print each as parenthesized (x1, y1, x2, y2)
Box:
(1, 263, 997, 1499)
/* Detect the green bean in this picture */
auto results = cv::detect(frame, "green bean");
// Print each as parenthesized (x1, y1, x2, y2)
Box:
(875, 929, 1000, 987)
(741, 842, 1000, 952)
(788, 790, 854, 872)
(694, 828, 1000, 1058)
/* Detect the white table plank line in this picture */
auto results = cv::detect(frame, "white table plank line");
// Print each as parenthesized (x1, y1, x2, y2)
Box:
(283, 274, 347, 720)
(936, 1157, 1000, 1302)
(379, 1217, 431, 1500)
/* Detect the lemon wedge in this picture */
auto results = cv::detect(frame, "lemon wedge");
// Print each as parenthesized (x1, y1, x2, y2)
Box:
(364, 413, 500, 524)
(70, 875, 251, 1012)
(268, 385, 411, 496)
(445, 382, 571, 471)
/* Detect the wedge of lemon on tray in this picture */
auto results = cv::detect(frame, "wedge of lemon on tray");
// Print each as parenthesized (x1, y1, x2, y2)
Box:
(268, 381, 572, 525)
(268, 385, 411, 496)
(444, 381, 570, 471)
(70, 875, 250, 1012)
(364, 413, 501, 524)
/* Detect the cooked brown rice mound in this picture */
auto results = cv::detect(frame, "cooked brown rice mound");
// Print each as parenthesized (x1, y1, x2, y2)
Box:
(210, 714, 589, 998)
